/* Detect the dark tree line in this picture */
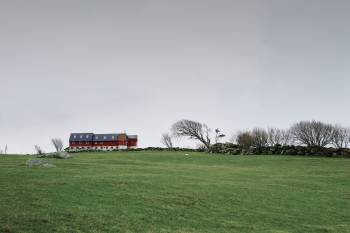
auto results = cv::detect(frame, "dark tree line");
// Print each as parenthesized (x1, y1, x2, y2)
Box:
(234, 120, 349, 149)
(163, 119, 349, 151)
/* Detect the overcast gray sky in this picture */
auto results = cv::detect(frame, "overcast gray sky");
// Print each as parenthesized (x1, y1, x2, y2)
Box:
(1, 0, 349, 154)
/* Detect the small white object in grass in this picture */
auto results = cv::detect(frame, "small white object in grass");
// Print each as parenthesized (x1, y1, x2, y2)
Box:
(42, 163, 56, 168)
(185, 153, 189, 156)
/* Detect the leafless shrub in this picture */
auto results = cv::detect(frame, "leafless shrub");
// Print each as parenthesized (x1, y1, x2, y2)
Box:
(171, 119, 211, 151)
(290, 120, 335, 147)
(51, 138, 63, 152)
(0, 145, 8, 155)
(161, 133, 173, 148)
(34, 145, 44, 155)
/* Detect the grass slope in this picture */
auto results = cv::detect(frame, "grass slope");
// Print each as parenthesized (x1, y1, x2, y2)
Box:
(0, 151, 349, 233)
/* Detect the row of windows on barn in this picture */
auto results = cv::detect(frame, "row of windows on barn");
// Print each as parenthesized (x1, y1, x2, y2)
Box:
(71, 142, 124, 145)
(73, 135, 118, 140)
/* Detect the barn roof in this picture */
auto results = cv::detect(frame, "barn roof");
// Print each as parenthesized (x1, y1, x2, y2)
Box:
(69, 133, 94, 142)
(69, 133, 138, 142)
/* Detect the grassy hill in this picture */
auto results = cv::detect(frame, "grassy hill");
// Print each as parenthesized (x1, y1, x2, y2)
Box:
(0, 151, 349, 233)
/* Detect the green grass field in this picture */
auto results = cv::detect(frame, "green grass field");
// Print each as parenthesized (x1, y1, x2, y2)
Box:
(0, 151, 349, 233)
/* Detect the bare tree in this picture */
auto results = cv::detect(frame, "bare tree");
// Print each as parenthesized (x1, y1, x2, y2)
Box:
(51, 138, 63, 152)
(171, 119, 211, 151)
(331, 126, 350, 148)
(251, 128, 268, 148)
(290, 120, 335, 147)
(214, 128, 226, 143)
(161, 133, 173, 148)
(267, 128, 292, 146)
(34, 145, 44, 155)
(4, 145, 7, 154)
(281, 129, 293, 145)
(267, 128, 283, 146)
(236, 131, 254, 148)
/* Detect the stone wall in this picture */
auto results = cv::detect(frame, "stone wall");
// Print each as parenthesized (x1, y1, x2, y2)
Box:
(210, 143, 350, 157)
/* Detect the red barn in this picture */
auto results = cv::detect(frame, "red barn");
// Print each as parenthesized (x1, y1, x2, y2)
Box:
(69, 133, 138, 151)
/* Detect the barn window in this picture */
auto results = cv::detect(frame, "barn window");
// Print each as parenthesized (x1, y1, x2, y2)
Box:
(104, 136, 107, 139)
(80, 135, 83, 139)
(86, 135, 89, 138)
(73, 135, 76, 138)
